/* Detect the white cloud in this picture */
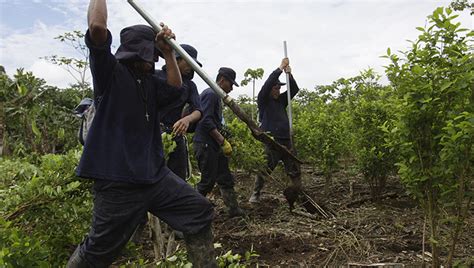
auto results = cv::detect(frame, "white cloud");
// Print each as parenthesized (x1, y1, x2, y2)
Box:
(1, 0, 472, 98)
(29, 59, 75, 88)
(1, 20, 81, 86)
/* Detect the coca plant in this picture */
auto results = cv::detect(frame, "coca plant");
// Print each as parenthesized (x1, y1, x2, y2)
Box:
(384, 7, 473, 266)
(294, 89, 349, 193)
(226, 117, 265, 176)
(1, 70, 83, 157)
(348, 70, 397, 200)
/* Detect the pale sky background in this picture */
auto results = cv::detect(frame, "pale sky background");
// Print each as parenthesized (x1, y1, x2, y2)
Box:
(0, 0, 472, 98)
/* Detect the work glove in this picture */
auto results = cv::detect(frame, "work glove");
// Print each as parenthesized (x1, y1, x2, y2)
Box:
(221, 139, 232, 157)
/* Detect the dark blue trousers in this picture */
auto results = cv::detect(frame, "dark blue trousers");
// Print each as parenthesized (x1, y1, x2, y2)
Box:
(263, 138, 301, 178)
(193, 142, 235, 196)
(78, 171, 214, 267)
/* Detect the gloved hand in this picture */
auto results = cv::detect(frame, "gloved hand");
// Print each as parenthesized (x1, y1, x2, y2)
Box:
(221, 139, 232, 157)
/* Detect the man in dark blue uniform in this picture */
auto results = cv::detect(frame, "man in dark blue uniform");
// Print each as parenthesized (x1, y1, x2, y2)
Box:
(193, 67, 244, 218)
(157, 44, 202, 180)
(249, 57, 301, 203)
(66, 0, 215, 267)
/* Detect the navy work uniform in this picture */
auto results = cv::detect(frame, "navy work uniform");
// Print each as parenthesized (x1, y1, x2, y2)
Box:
(249, 68, 302, 202)
(73, 25, 214, 266)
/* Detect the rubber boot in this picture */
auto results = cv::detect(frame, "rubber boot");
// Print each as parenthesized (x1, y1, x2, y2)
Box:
(290, 175, 303, 192)
(249, 175, 265, 203)
(183, 226, 217, 268)
(220, 188, 245, 217)
(66, 246, 89, 268)
(284, 175, 303, 210)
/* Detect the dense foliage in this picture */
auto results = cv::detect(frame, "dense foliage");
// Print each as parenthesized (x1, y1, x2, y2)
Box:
(0, 5, 472, 267)
(1, 69, 86, 157)
(384, 7, 473, 266)
(0, 151, 92, 266)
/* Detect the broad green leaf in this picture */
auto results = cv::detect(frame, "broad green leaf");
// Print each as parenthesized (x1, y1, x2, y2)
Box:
(58, 128, 65, 139)
(440, 81, 453, 91)
(31, 120, 42, 138)
(412, 65, 424, 75)
(17, 83, 27, 96)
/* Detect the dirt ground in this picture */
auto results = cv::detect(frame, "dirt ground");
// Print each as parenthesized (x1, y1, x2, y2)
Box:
(212, 164, 473, 267)
(123, 164, 474, 267)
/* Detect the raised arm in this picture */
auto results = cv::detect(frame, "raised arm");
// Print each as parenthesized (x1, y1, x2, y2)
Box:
(155, 24, 182, 88)
(257, 58, 289, 104)
(279, 66, 300, 105)
(288, 72, 300, 99)
(87, 0, 108, 46)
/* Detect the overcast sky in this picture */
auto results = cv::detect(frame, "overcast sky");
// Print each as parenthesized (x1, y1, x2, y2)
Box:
(0, 0, 472, 97)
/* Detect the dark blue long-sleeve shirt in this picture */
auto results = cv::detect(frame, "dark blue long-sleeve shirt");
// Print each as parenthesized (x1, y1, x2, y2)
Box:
(76, 29, 181, 184)
(193, 88, 222, 149)
(258, 68, 299, 139)
(156, 68, 201, 127)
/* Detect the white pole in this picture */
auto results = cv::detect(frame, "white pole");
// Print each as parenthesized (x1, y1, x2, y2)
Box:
(283, 41, 294, 146)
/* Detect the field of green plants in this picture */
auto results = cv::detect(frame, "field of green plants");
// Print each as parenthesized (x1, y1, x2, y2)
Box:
(1, 6, 472, 267)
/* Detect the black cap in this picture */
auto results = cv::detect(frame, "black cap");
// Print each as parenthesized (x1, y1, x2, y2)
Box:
(177, 44, 202, 67)
(274, 79, 286, 86)
(218, 67, 239, 87)
(115, 25, 161, 63)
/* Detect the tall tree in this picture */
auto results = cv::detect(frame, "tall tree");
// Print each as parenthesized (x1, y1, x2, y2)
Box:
(42, 31, 91, 93)
(240, 68, 264, 121)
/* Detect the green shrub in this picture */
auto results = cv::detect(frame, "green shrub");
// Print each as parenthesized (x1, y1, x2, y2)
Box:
(0, 150, 92, 265)
(384, 7, 473, 266)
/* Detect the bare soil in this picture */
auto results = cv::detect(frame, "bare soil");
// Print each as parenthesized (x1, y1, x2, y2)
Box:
(210, 165, 474, 267)
(119, 164, 474, 267)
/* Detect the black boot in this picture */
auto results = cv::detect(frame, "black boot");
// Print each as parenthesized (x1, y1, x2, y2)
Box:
(183, 226, 217, 268)
(220, 188, 245, 217)
(66, 246, 89, 268)
(290, 174, 303, 192)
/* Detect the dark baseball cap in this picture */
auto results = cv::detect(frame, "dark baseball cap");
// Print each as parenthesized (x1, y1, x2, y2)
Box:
(177, 44, 202, 67)
(218, 67, 239, 87)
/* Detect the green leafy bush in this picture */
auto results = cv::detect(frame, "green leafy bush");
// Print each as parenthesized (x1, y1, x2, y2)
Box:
(226, 118, 265, 174)
(348, 70, 397, 199)
(294, 89, 350, 192)
(0, 218, 50, 267)
(1, 69, 85, 157)
(0, 150, 92, 265)
(384, 7, 473, 266)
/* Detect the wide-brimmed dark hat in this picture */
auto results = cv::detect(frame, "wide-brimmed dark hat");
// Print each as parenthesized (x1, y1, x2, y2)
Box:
(274, 79, 286, 87)
(177, 44, 202, 67)
(218, 67, 239, 87)
(115, 25, 161, 63)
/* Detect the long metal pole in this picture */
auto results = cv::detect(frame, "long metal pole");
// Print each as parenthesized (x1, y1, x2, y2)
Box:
(283, 41, 294, 146)
(127, 0, 226, 100)
(127, 0, 302, 164)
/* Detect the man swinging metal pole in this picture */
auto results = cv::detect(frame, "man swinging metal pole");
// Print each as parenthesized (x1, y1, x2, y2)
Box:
(127, 0, 302, 164)
(283, 41, 294, 146)
(127, 0, 224, 99)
